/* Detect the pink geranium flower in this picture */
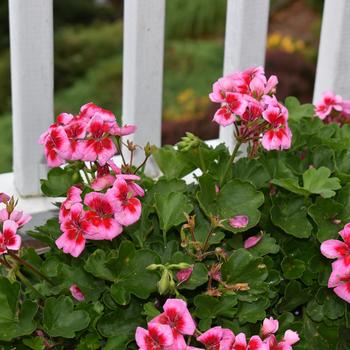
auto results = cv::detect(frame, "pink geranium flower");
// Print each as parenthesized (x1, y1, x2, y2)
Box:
(59, 186, 82, 223)
(63, 118, 87, 160)
(111, 123, 137, 136)
(197, 326, 235, 350)
(136, 323, 174, 350)
(84, 192, 123, 240)
(69, 284, 85, 301)
(209, 76, 236, 103)
(39, 125, 71, 167)
(321, 223, 350, 266)
(0, 220, 21, 254)
(229, 215, 249, 229)
(56, 203, 91, 257)
(107, 177, 142, 226)
(150, 299, 196, 349)
(315, 91, 343, 120)
(0, 209, 32, 228)
(232, 333, 268, 350)
(261, 126, 292, 151)
(265, 331, 300, 350)
(79, 102, 116, 122)
(79, 115, 117, 166)
(328, 259, 350, 303)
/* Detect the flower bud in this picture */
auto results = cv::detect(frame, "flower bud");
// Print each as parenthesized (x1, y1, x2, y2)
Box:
(177, 132, 202, 152)
(146, 264, 162, 271)
(158, 270, 171, 295)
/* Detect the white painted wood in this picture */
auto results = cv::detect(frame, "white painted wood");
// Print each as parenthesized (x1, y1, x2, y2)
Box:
(122, 0, 165, 171)
(9, 0, 54, 196)
(220, 0, 270, 150)
(313, 0, 350, 102)
(0, 172, 57, 214)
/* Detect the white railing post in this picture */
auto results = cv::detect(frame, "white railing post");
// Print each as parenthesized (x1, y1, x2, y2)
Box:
(122, 0, 165, 166)
(221, 0, 270, 150)
(9, 0, 54, 196)
(313, 0, 350, 102)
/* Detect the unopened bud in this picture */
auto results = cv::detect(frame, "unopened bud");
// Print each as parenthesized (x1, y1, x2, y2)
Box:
(146, 264, 163, 271)
(158, 270, 171, 295)
(177, 132, 202, 152)
(144, 142, 156, 157)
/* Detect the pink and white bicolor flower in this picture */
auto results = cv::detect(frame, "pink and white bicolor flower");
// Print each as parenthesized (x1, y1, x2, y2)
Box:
(79, 115, 117, 166)
(56, 203, 90, 257)
(150, 299, 196, 349)
(315, 91, 343, 120)
(107, 177, 142, 226)
(232, 332, 268, 350)
(0, 209, 32, 228)
(79, 102, 116, 122)
(0, 220, 21, 255)
(84, 192, 123, 240)
(38, 125, 72, 167)
(321, 223, 350, 266)
(136, 323, 174, 350)
(59, 186, 82, 223)
(197, 326, 235, 350)
(328, 259, 350, 303)
(261, 317, 279, 337)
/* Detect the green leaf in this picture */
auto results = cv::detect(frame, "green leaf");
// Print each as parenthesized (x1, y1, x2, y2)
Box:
(22, 337, 45, 350)
(0, 278, 37, 341)
(306, 299, 324, 322)
(155, 192, 193, 233)
(277, 280, 311, 313)
(43, 296, 90, 338)
(281, 256, 306, 279)
(270, 195, 312, 238)
(27, 218, 61, 248)
(109, 241, 160, 303)
(308, 198, 343, 242)
(232, 157, 270, 188)
(197, 175, 264, 233)
(76, 333, 101, 350)
(97, 298, 143, 338)
(153, 146, 196, 179)
(221, 249, 268, 288)
(247, 234, 280, 256)
(41, 167, 81, 197)
(103, 335, 130, 350)
(302, 167, 341, 198)
(238, 297, 270, 323)
(84, 249, 117, 282)
(271, 178, 309, 196)
(285, 96, 314, 121)
(194, 295, 237, 321)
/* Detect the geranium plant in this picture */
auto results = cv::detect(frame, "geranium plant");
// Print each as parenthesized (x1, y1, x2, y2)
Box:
(1, 68, 350, 349)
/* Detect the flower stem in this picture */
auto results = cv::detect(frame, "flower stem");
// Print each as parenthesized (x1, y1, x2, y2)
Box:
(7, 251, 54, 285)
(15, 269, 44, 298)
(220, 141, 241, 185)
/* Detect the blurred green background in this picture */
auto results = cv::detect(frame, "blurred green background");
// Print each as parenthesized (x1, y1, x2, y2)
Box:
(0, 0, 323, 173)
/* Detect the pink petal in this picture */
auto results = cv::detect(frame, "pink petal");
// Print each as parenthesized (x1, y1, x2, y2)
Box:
(328, 259, 350, 288)
(114, 197, 142, 226)
(148, 323, 174, 347)
(91, 174, 116, 191)
(135, 327, 149, 349)
(334, 282, 350, 303)
(244, 234, 263, 249)
(248, 335, 268, 350)
(261, 317, 279, 337)
(55, 232, 86, 258)
(163, 299, 196, 336)
(229, 215, 249, 229)
(69, 284, 85, 301)
(213, 106, 235, 126)
(176, 266, 193, 283)
(339, 223, 350, 246)
(111, 124, 137, 136)
(0, 209, 9, 222)
(197, 326, 223, 346)
(320, 239, 350, 259)
(283, 330, 300, 346)
(0, 193, 10, 204)
(233, 332, 247, 348)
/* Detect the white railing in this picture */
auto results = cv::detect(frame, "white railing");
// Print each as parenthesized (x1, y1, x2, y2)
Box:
(1, 0, 350, 215)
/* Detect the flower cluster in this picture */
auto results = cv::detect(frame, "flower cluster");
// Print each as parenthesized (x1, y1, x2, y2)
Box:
(56, 165, 144, 257)
(209, 67, 292, 151)
(39, 102, 135, 167)
(39, 103, 145, 257)
(0, 194, 31, 255)
(135, 298, 299, 350)
(315, 91, 350, 125)
(320, 223, 350, 303)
